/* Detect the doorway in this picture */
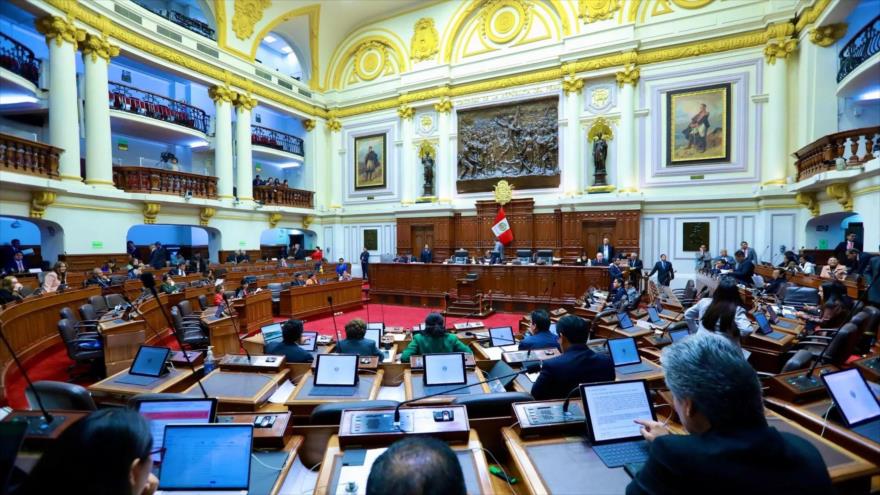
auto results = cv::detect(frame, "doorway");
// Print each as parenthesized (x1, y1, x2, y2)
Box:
(582, 220, 616, 258)
(412, 225, 435, 254)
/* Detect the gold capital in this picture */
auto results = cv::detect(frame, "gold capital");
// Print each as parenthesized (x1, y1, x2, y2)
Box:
(398, 104, 415, 120)
(434, 97, 453, 114)
(35, 15, 85, 48)
(764, 38, 797, 64)
(808, 23, 847, 47)
(199, 207, 216, 226)
(143, 202, 161, 224)
(562, 74, 584, 95)
(327, 118, 342, 132)
(268, 212, 283, 228)
(209, 85, 238, 103)
(795, 192, 819, 217)
(80, 33, 119, 62)
(825, 183, 852, 211)
(615, 64, 640, 87)
(30, 191, 56, 218)
(303, 119, 316, 132)
(234, 94, 258, 111)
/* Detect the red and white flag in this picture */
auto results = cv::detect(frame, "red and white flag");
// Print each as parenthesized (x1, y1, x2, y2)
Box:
(492, 207, 514, 245)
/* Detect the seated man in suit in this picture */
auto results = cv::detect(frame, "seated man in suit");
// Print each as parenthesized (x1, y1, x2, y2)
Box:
(626, 332, 831, 495)
(819, 257, 848, 280)
(5, 252, 28, 274)
(714, 248, 735, 268)
(648, 254, 674, 287)
(730, 250, 755, 286)
(593, 252, 609, 266)
(762, 268, 786, 297)
(519, 309, 560, 351)
(335, 318, 383, 357)
(366, 437, 466, 495)
(85, 268, 111, 288)
(292, 272, 306, 286)
(529, 315, 614, 400)
(225, 252, 237, 263)
(846, 249, 874, 277)
(265, 319, 314, 363)
(608, 278, 628, 307)
(835, 232, 862, 263)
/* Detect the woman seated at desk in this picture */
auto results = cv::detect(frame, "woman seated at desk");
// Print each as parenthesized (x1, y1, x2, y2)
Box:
(336, 318, 383, 357)
(400, 313, 472, 362)
(159, 273, 181, 294)
(305, 272, 318, 286)
(265, 319, 314, 363)
(41, 261, 68, 293)
(795, 280, 852, 333)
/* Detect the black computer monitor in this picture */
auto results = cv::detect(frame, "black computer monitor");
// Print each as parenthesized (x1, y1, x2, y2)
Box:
(516, 250, 532, 262)
(454, 250, 469, 264)
(537, 250, 553, 264)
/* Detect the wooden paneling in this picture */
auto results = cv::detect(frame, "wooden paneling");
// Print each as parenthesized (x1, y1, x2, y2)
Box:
(278, 280, 363, 319)
(396, 199, 640, 262)
(232, 290, 273, 334)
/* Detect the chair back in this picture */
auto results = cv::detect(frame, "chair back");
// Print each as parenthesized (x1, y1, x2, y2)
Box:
(25, 381, 97, 411)
(267, 283, 283, 302)
(178, 299, 194, 317)
(451, 391, 533, 418)
(79, 304, 98, 322)
(826, 322, 861, 366)
(170, 306, 185, 330)
(859, 306, 880, 341)
(309, 400, 400, 426)
(105, 293, 125, 309)
(88, 295, 108, 313)
(60, 307, 78, 322)
(197, 294, 208, 310)
(57, 319, 84, 359)
(110, 275, 127, 286)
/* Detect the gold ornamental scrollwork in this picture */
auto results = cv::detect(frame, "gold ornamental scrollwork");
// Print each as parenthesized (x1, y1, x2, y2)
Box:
(410, 18, 439, 62)
(234, 94, 258, 111)
(30, 191, 56, 219)
(80, 33, 119, 62)
(398, 104, 415, 120)
(268, 212, 283, 228)
(199, 207, 216, 226)
(795, 192, 819, 217)
(826, 183, 853, 212)
(417, 140, 436, 159)
(764, 38, 797, 64)
(326, 118, 342, 132)
(143, 202, 161, 224)
(302, 215, 315, 229)
(587, 117, 614, 142)
(480, 0, 532, 45)
(578, 0, 621, 23)
(302, 119, 316, 132)
(232, 0, 271, 40)
(209, 85, 239, 103)
(354, 41, 390, 82)
(434, 97, 453, 114)
(615, 64, 640, 87)
(493, 180, 514, 206)
(562, 74, 584, 95)
(35, 15, 85, 48)
(808, 23, 847, 47)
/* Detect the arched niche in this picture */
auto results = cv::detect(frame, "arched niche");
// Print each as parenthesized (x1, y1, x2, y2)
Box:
(126, 224, 222, 263)
(0, 215, 64, 269)
(804, 212, 862, 250)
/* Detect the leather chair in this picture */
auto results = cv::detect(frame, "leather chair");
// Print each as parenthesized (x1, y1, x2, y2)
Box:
(310, 400, 400, 426)
(267, 283, 283, 303)
(177, 300, 201, 323)
(109, 274, 127, 286)
(857, 306, 880, 348)
(79, 304, 100, 322)
(60, 307, 99, 333)
(25, 381, 97, 411)
(673, 280, 697, 308)
(782, 322, 861, 372)
(57, 319, 104, 381)
(451, 391, 533, 418)
(281, 281, 292, 290)
(88, 295, 109, 316)
(197, 294, 208, 311)
(782, 286, 820, 308)
(170, 306, 209, 348)
(104, 293, 126, 309)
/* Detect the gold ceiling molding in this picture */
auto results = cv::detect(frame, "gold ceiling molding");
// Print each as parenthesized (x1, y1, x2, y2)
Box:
(669, 0, 713, 10)
(808, 23, 847, 47)
(411, 18, 439, 62)
(826, 183, 853, 212)
(199, 207, 216, 226)
(795, 192, 819, 217)
(329, 34, 407, 90)
(35, 15, 85, 48)
(143, 202, 161, 224)
(795, 0, 831, 34)
(232, 0, 271, 40)
(578, 0, 621, 23)
(30, 191, 56, 219)
(248, 4, 321, 91)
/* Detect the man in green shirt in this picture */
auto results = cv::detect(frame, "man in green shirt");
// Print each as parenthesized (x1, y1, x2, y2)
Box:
(400, 313, 472, 362)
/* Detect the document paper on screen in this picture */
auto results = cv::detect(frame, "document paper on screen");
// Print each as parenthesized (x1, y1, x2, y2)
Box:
(159, 426, 251, 489)
(139, 401, 214, 462)
(584, 382, 653, 442)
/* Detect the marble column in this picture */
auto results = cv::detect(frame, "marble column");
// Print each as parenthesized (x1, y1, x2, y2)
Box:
(234, 94, 257, 201)
(398, 105, 416, 203)
(615, 65, 639, 192)
(80, 33, 119, 187)
(35, 16, 85, 181)
(327, 118, 343, 208)
(763, 37, 797, 185)
(435, 98, 453, 202)
(562, 76, 582, 194)
(797, 24, 847, 148)
(209, 85, 238, 199)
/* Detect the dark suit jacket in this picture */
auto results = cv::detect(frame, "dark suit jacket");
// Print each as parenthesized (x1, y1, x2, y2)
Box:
(5, 260, 28, 274)
(626, 425, 832, 495)
(529, 344, 614, 400)
(264, 341, 313, 363)
(648, 261, 674, 285)
(149, 248, 167, 269)
(834, 240, 863, 259)
(732, 260, 755, 285)
(853, 253, 875, 276)
(600, 243, 615, 260)
(420, 249, 433, 263)
(292, 248, 305, 260)
(518, 331, 560, 351)
(336, 338, 383, 357)
(189, 259, 205, 274)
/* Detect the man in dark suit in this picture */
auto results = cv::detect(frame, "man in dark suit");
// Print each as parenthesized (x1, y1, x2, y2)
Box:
(740, 241, 757, 265)
(149, 242, 167, 269)
(236, 250, 250, 263)
(626, 332, 832, 495)
(648, 254, 674, 286)
(731, 250, 755, 286)
(592, 252, 609, 266)
(835, 232, 862, 262)
(599, 237, 614, 261)
(420, 244, 433, 263)
(172, 263, 187, 277)
(5, 252, 28, 274)
(189, 252, 205, 274)
(627, 252, 644, 287)
(529, 315, 614, 400)
(264, 319, 314, 363)
(335, 319, 383, 357)
(846, 249, 875, 277)
(291, 243, 305, 260)
(519, 309, 560, 352)
(360, 247, 370, 280)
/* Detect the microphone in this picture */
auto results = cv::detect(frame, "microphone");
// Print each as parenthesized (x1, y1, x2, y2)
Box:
(561, 385, 582, 415)
(328, 296, 342, 344)
(140, 272, 209, 399)
(220, 292, 251, 363)
(0, 323, 59, 432)
(393, 361, 542, 426)
(118, 291, 162, 342)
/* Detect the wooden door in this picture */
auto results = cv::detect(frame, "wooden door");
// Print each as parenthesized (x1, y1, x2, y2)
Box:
(412, 226, 435, 254)
(582, 220, 616, 258)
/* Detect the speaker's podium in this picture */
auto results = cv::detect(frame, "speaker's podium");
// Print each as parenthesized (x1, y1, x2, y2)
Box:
(445, 272, 494, 318)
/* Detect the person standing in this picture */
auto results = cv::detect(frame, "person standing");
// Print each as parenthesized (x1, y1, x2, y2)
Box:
(420, 244, 433, 263)
(740, 241, 757, 265)
(360, 247, 370, 280)
(648, 254, 675, 287)
(291, 243, 305, 260)
(600, 237, 614, 261)
(311, 246, 324, 270)
(148, 242, 166, 269)
(628, 252, 644, 288)
(731, 250, 756, 286)
(126, 240, 138, 258)
(490, 239, 504, 265)
(834, 232, 862, 262)
(695, 245, 712, 272)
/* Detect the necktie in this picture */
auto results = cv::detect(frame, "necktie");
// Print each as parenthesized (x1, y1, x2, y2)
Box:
(847, 241, 853, 249)
(17, 261, 22, 271)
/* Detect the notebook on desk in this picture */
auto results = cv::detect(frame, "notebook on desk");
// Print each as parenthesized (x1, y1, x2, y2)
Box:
(423, 353, 469, 395)
(115, 346, 171, 386)
(607, 337, 653, 375)
(310, 354, 359, 396)
(156, 424, 252, 494)
(822, 368, 880, 443)
(581, 380, 656, 468)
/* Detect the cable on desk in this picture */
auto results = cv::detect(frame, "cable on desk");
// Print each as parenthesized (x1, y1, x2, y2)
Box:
(820, 402, 834, 438)
(251, 453, 284, 471)
(479, 447, 518, 495)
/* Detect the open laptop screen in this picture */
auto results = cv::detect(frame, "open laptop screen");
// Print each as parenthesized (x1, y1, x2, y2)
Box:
(617, 312, 634, 329)
(580, 380, 655, 444)
(364, 328, 382, 345)
(822, 369, 880, 427)
(754, 312, 772, 334)
(300, 331, 319, 352)
(669, 329, 690, 343)
(130, 346, 170, 377)
(489, 326, 515, 347)
(260, 323, 283, 344)
(646, 307, 662, 324)
(549, 322, 557, 336)
(607, 337, 641, 366)
(313, 354, 358, 386)
(424, 353, 467, 386)
(137, 398, 217, 463)
(158, 424, 253, 491)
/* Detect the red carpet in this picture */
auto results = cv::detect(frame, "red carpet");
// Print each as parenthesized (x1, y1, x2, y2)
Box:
(3, 304, 522, 409)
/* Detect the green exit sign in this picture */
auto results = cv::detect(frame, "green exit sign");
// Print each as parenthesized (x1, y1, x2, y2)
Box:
(91, 241, 104, 249)
(239, 241, 247, 247)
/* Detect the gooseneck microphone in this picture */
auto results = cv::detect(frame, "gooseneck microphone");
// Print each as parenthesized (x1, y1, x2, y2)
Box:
(392, 361, 542, 426)
(561, 385, 583, 415)
(118, 291, 162, 342)
(140, 272, 209, 399)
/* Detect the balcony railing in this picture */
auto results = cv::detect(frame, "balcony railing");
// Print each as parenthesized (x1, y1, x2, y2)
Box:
(793, 126, 879, 181)
(0, 33, 40, 85)
(838, 15, 880, 82)
(252, 125, 305, 156)
(133, 3, 216, 40)
(0, 133, 60, 178)
(108, 81, 210, 134)
(253, 185, 313, 208)
(113, 166, 217, 198)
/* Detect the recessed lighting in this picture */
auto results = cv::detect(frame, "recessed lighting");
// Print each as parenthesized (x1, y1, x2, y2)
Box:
(858, 88, 880, 101)
(279, 161, 302, 168)
(281, 46, 293, 54)
(189, 140, 209, 148)
(0, 95, 38, 105)
(263, 35, 276, 43)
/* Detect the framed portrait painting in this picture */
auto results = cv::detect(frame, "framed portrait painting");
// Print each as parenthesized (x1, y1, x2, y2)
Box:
(682, 222, 710, 252)
(354, 134, 386, 190)
(666, 83, 731, 166)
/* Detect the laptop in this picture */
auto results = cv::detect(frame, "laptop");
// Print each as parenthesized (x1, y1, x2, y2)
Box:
(310, 354, 359, 396)
(617, 312, 635, 330)
(116, 346, 171, 386)
(607, 337, 653, 374)
(580, 380, 656, 468)
(156, 424, 252, 494)
(300, 331, 319, 352)
(765, 305, 799, 331)
(423, 353, 469, 395)
(260, 323, 283, 345)
(366, 322, 384, 331)
(654, 301, 677, 317)
(137, 398, 218, 463)
(489, 326, 516, 347)
(669, 328, 691, 343)
(821, 368, 880, 443)
(646, 307, 670, 329)
(754, 312, 788, 341)
(364, 327, 383, 346)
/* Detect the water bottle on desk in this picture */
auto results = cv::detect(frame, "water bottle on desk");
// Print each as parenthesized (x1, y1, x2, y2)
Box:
(204, 346, 216, 374)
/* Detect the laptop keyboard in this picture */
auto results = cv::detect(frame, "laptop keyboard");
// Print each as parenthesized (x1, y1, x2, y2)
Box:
(309, 386, 358, 397)
(593, 440, 649, 468)
(115, 374, 162, 386)
(616, 362, 653, 375)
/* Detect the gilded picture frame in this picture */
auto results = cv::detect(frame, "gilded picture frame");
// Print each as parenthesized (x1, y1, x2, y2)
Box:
(666, 83, 731, 166)
(354, 133, 387, 190)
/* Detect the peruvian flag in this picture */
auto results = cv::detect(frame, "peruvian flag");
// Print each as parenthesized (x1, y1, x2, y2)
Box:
(492, 207, 514, 245)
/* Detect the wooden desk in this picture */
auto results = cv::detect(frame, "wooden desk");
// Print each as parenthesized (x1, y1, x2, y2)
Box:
(278, 279, 363, 319)
(89, 368, 194, 404)
(370, 263, 609, 311)
(0, 286, 101, 401)
(98, 316, 145, 375)
(181, 369, 288, 411)
(231, 290, 273, 334)
(200, 309, 241, 356)
(404, 368, 490, 402)
(284, 370, 383, 416)
(313, 431, 496, 495)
